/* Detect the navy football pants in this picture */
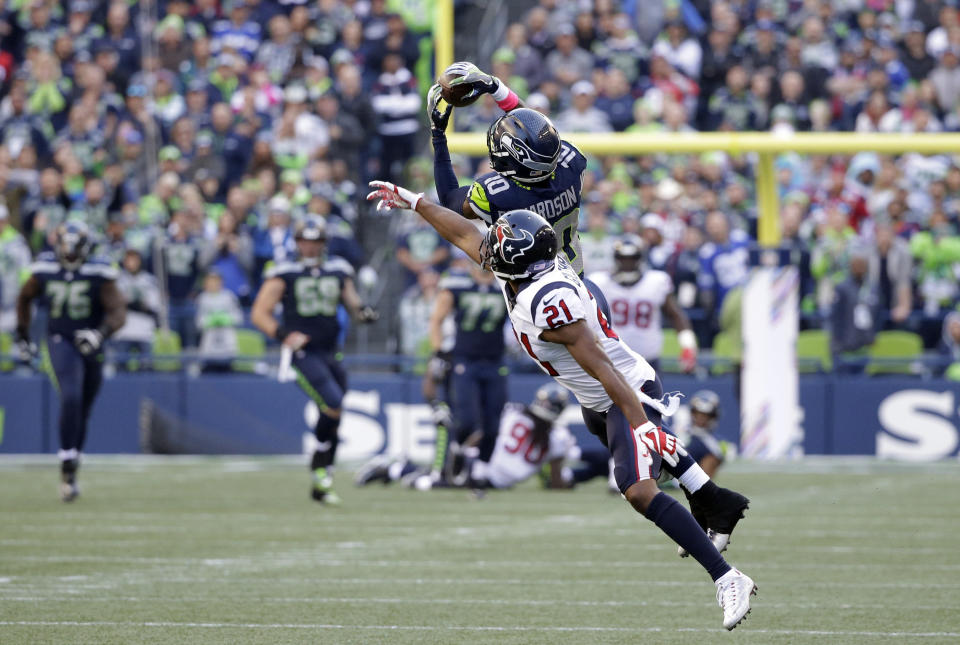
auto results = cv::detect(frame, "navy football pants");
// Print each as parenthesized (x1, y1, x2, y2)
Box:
(47, 335, 103, 459)
(293, 350, 348, 413)
(581, 376, 669, 493)
(451, 358, 507, 462)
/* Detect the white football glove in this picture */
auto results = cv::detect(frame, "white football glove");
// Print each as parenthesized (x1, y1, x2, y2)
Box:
(74, 329, 104, 356)
(366, 180, 424, 212)
(635, 421, 687, 468)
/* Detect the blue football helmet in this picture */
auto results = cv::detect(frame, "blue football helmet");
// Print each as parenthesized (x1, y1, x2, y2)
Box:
(295, 215, 327, 265)
(55, 220, 92, 270)
(486, 108, 561, 183)
(690, 390, 720, 419)
(529, 383, 569, 422)
(480, 209, 558, 280)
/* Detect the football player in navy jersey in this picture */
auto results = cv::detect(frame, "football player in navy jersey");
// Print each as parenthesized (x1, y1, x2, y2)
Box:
(428, 259, 508, 482)
(251, 216, 378, 505)
(428, 63, 611, 315)
(367, 181, 757, 630)
(16, 221, 127, 501)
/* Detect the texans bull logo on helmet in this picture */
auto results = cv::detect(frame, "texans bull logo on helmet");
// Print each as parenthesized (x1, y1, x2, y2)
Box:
(496, 222, 536, 264)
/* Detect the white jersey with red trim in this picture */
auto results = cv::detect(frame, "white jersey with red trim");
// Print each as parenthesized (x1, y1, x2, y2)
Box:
(486, 403, 577, 489)
(587, 270, 674, 360)
(500, 256, 656, 412)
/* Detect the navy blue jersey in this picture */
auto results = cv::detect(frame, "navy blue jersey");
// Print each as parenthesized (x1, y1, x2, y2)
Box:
(441, 271, 507, 360)
(29, 252, 118, 337)
(685, 429, 725, 465)
(467, 141, 588, 275)
(266, 257, 354, 352)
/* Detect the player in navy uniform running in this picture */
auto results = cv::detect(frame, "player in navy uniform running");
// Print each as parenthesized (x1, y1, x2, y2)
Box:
(251, 217, 378, 504)
(428, 62, 611, 314)
(16, 221, 126, 501)
(427, 260, 508, 483)
(367, 181, 757, 630)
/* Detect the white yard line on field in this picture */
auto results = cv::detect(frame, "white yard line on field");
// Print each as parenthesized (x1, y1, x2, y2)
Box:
(0, 620, 958, 638)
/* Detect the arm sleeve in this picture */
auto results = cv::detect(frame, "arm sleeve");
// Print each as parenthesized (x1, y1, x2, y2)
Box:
(432, 131, 464, 211)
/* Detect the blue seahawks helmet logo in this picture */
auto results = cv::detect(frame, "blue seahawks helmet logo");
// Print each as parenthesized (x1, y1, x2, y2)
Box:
(496, 223, 536, 264)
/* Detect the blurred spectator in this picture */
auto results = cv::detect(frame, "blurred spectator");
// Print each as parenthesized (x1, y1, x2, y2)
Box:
(211, 0, 262, 62)
(397, 268, 440, 358)
(546, 24, 593, 86)
(651, 18, 702, 80)
(396, 216, 450, 287)
(594, 69, 635, 132)
(555, 81, 612, 133)
(870, 220, 914, 327)
(910, 211, 960, 316)
(113, 248, 161, 364)
(829, 245, 881, 368)
(698, 211, 749, 315)
(371, 53, 419, 183)
(253, 195, 295, 278)
(0, 204, 31, 333)
(196, 270, 242, 372)
(163, 211, 203, 347)
(202, 210, 253, 303)
(938, 311, 960, 374)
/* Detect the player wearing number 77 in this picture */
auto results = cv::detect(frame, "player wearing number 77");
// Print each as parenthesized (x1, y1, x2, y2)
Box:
(251, 216, 378, 505)
(16, 221, 127, 502)
(366, 181, 757, 630)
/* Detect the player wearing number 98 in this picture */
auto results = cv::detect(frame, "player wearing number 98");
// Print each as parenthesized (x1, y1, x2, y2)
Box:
(428, 259, 508, 482)
(16, 221, 127, 502)
(251, 216, 378, 505)
(366, 181, 757, 630)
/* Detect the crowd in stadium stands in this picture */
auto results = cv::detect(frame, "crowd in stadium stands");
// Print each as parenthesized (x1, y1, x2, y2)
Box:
(4, 0, 960, 372)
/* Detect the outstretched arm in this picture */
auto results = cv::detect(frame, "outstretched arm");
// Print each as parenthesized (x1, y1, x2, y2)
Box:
(367, 181, 485, 265)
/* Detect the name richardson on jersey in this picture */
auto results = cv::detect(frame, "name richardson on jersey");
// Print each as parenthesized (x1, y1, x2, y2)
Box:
(526, 185, 578, 221)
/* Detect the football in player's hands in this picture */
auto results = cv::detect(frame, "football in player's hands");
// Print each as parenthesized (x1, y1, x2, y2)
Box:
(439, 62, 497, 107)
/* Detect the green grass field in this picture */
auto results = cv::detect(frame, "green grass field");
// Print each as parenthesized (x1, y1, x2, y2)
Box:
(1, 457, 959, 645)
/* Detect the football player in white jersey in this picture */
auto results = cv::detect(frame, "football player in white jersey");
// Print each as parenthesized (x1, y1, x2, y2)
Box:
(588, 236, 698, 372)
(367, 180, 757, 631)
(354, 384, 577, 491)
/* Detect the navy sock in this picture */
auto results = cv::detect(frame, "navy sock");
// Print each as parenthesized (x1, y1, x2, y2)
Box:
(311, 414, 341, 470)
(644, 492, 731, 581)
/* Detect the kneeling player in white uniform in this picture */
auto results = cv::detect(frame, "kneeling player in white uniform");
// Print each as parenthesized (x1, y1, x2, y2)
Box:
(354, 384, 576, 490)
(588, 236, 698, 373)
(367, 180, 757, 631)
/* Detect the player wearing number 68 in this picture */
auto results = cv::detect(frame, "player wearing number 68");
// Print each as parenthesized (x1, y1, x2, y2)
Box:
(16, 221, 127, 502)
(366, 182, 757, 630)
(251, 216, 378, 505)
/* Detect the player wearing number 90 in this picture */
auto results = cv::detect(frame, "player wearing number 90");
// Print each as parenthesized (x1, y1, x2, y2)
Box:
(366, 182, 757, 630)
(16, 221, 127, 502)
(251, 216, 378, 505)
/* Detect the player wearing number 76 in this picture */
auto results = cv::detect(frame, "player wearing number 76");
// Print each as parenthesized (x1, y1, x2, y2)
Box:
(251, 216, 378, 505)
(366, 181, 757, 631)
(16, 221, 127, 502)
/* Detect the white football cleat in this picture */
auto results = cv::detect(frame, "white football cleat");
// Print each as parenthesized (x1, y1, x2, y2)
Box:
(715, 567, 757, 630)
(678, 529, 730, 558)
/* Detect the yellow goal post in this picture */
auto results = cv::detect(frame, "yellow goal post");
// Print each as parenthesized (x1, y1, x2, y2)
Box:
(443, 131, 960, 248)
